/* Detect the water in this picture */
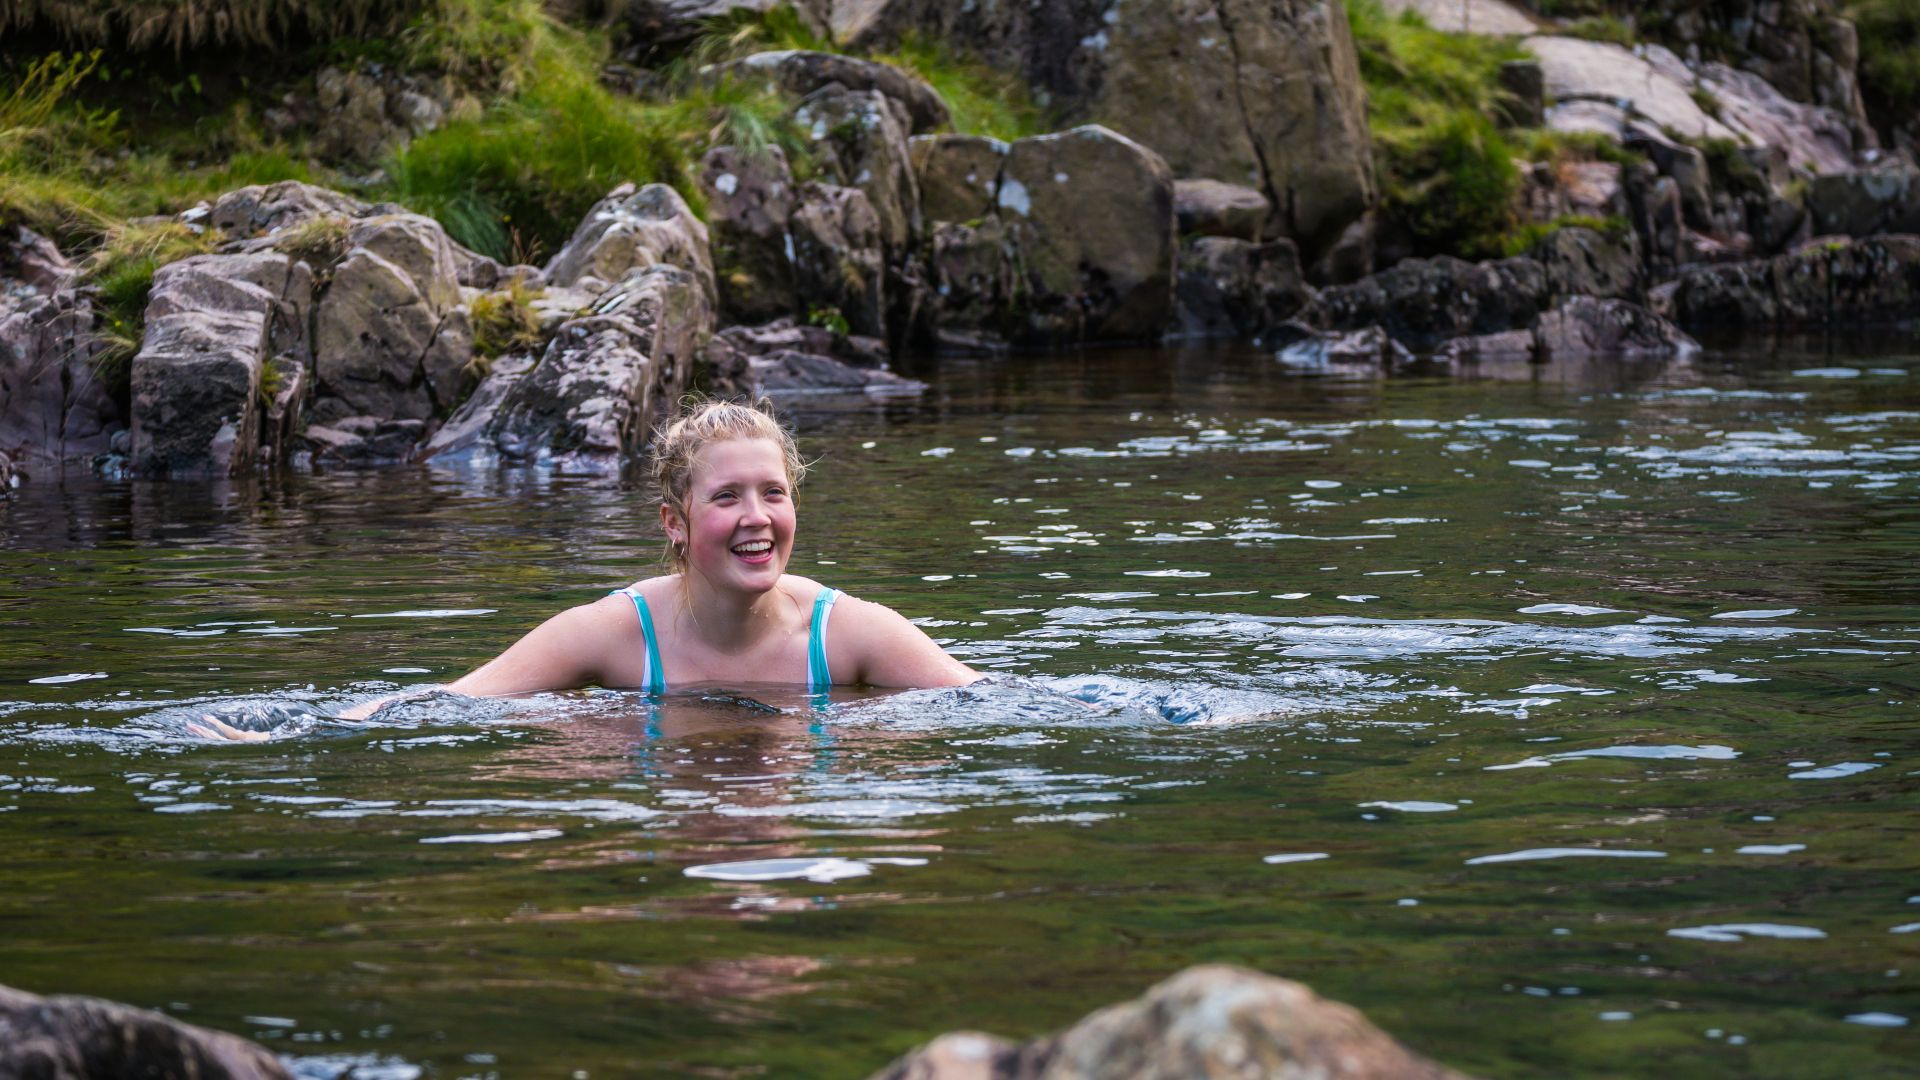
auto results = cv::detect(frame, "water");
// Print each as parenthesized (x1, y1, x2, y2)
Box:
(2, 341, 1916, 1078)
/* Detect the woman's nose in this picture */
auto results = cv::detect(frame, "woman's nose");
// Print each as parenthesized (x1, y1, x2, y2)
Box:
(739, 497, 772, 525)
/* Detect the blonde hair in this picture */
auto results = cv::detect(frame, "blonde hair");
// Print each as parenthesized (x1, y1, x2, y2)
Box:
(651, 396, 806, 574)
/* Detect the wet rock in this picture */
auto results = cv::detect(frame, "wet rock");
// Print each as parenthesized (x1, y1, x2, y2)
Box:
(726, 49, 950, 134)
(795, 86, 921, 257)
(1000, 125, 1175, 345)
(1807, 165, 1920, 237)
(1306, 255, 1550, 351)
(304, 416, 428, 464)
(1530, 296, 1700, 358)
(747, 348, 926, 398)
(716, 317, 889, 369)
(1533, 226, 1641, 303)
(866, 964, 1476, 1080)
(313, 215, 474, 424)
(700, 145, 800, 325)
(830, 0, 1375, 262)
(1431, 328, 1536, 364)
(0, 447, 13, 491)
(544, 183, 714, 301)
(1666, 234, 1920, 326)
(790, 182, 887, 339)
(1174, 179, 1269, 241)
(924, 217, 1016, 348)
(1172, 237, 1311, 340)
(424, 264, 711, 469)
(260, 356, 307, 466)
(911, 134, 1007, 225)
(0, 289, 121, 466)
(1277, 325, 1414, 370)
(0, 982, 290, 1080)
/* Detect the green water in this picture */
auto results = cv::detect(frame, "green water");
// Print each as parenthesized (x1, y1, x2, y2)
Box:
(2, 342, 1916, 1078)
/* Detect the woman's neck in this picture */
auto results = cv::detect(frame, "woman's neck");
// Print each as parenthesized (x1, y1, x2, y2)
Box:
(673, 572, 791, 652)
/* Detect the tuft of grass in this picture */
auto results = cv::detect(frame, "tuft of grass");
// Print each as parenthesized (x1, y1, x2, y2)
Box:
(469, 275, 544, 357)
(1562, 15, 1636, 47)
(873, 33, 1049, 139)
(274, 213, 350, 267)
(1848, 0, 1920, 121)
(1499, 213, 1630, 256)
(1518, 128, 1643, 167)
(79, 218, 218, 402)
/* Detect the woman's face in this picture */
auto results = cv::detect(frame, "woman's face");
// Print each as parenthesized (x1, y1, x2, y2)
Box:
(665, 436, 796, 595)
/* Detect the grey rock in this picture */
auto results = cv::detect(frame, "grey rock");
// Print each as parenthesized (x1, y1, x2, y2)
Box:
(1277, 325, 1415, 370)
(910, 134, 1007, 225)
(4, 226, 74, 290)
(790, 182, 887, 339)
(1667, 234, 1920, 327)
(544, 183, 715, 300)
(1173, 179, 1269, 241)
(305, 416, 427, 464)
(205, 181, 372, 239)
(1307, 255, 1550, 351)
(716, 318, 889, 368)
(260, 356, 307, 466)
(700, 145, 801, 325)
(925, 217, 1016, 346)
(0, 289, 121, 465)
(1533, 226, 1641, 303)
(726, 49, 950, 134)
(1431, 328, 1537, 364)
(313, 244, 467, 423)
(0, 982, 290, 1080)
(1530, 296, 1700, 358)
(796, 86, 921, 257)
(1807, 165, 1920, 237)
(866, 964, 1475, 1080)
(1172, 236, 1311, 340)
(0, 446, 13, 491)
(424, 264, 712, 469)
(1000, 125, 1175, 345)
(749, 348, 926, 398)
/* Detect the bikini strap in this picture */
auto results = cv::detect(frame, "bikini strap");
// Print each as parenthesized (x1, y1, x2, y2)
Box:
(611, 587, 667, 696)
(807, 588, 839, 695)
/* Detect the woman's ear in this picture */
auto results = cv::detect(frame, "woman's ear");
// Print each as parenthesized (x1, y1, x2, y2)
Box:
(659, 501, 685, 547)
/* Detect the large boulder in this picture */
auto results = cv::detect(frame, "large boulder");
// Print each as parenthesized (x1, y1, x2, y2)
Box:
(828, 0, 1374, 261)
(1665, 234, 1920, 326)
(795, 86, 921, 257)
(312, 214, 474, 424)
(924, 217, 1018, 347)
(699, 144, 801, 324)
(725, 50, 950, 134)
(424, 265, 712, 469)
(911, 134, 1007, 225)
(1533, 225, 1642, 303)
(789, 182, 888, 339)
(999, 125, 1175, 344)
(543, 182, 715, 299)
(130, 252, 312, 476)
(0, 289, 121, 466)
(1807, 165, 1920, 237)
(1172, 236, 1311, 340)
(0, 982, 290, 1080)
(866, 965, 1474, 1080)
(1306, 255, 1551, 350)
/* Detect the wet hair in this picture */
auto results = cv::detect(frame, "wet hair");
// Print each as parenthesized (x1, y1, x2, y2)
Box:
(650, 396, 806, 574)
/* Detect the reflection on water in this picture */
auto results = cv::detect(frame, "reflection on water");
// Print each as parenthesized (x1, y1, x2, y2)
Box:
(1, 340, 1917, 1078)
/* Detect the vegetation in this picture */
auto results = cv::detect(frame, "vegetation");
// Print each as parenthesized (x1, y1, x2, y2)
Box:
(1561, 15, 1636, 46)
(1498, 213, 1630, 256)
(875, 34, 1050, 140)
(80, 217, 219, 397)
(468, 275, 544, 358)
(1848, 0, 1920, 118)
(0, 0, 429, 53)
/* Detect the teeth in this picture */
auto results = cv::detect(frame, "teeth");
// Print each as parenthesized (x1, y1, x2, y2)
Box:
(734, 541, 772, 554)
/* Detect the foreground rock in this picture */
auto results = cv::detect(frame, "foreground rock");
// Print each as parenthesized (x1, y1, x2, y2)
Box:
(867, 965, 1475, 1080)
(1172, 237, 1311, 340)
(1663, 234, 1920, 327)
(1437, 297, 1700, 363)
(1305, 255, 1550, 351)
(0, 982, 290, 1079)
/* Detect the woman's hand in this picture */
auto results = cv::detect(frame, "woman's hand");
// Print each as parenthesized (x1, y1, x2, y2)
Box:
(186, 714, 273, 741)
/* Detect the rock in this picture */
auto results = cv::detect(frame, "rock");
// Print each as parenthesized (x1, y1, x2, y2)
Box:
(789, 182, 888, 339)
(313, 215, 474, 424)
(829, 0, 1375, 262)
(1530, 296, 1699, 358)
(1380, 0, 1536, 34)
(911, 134, 1007, 224)
(749, 348, 927, 398)
(1173, 179, 1269, 241)
(0, 982, 290, 1079)
(544, 183, 715, 301)
(726, 50, 950, 134)
(1694, 62, 1857, 177)
(1807, 165, 1920, 237)
(999, 125, 1175, 345)
(866, 965, 1475, 1080)
(1277, 325, 1415, 370)
(1625, 167, 1685, 274)
(1623, 127, 1713, 229)
(3, 226, 74, 290)
(1496, 60, 1545, 128)
(1533, 226, 1641, 303)
(1172, 236, 1311, 340)
(205, 181, 373, 238)
(1666, 234, 1920, 327)
(1556, 162, 1625, 220)
(424, 265, 712, 469)
(1527, 37, 1736, 144)
(716, 318, 889, 369)
(1306, 255, 1550, 351)
(795, 86, 921, 256)
(700, 145, 801, 325)
(925, 217, 1016, 347)
(260, 356, 307, 465)
(1431, 328, 1536, 364)
(0, 447, 13, 491)
(303, 416, 428, 464)
(1310, 211, 1376, 285)
(0, 289, 121, 465)
(128, 253, 311, 476)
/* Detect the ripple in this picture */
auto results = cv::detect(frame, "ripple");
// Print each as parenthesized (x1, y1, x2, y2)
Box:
(685, 856, 926, 883)
(1486, 744, 1739, 771)
(1360, 801, 1458, 813)
(420, 828, 563, 844)
(1517, 604, 1624, 616)
(1844, 1013, 1909, 1028)
(1263, 852, 1330, 865)
(1465, 848, 1667, 865)
(1789, 762, 1880, 780)
(1667, 923, 1827, 942)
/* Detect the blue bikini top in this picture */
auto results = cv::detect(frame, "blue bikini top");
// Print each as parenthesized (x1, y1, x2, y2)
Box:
(612, 586, 840, 695)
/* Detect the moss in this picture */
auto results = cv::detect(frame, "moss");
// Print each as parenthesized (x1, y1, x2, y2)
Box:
(469, 275, 544, 358)
(1498, 213, 1630, 256)
(1688, 86, 1725, 122)
(1519, 129, 1643, 167)
(1562, 16, 1636, 47)
(806, 303, 849, 335)
(1697, 137, 1765, 198)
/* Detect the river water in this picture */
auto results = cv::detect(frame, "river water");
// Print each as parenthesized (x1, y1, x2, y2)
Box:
(1, 341, 1916, 1078)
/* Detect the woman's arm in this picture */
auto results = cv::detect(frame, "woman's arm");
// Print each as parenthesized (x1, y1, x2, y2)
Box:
(831, 594, 981, 689)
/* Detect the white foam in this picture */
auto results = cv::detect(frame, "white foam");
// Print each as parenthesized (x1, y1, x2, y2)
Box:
(1667, 923, 1827, 942)
(1263, 852, 1330, 865)
(1466, 847, 1666, 865)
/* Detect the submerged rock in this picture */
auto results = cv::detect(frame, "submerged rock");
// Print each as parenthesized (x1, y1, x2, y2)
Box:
(0, 982, 290, 1080)
(1277, 326, 1415, 370)
(867, 964, 1476, 1080)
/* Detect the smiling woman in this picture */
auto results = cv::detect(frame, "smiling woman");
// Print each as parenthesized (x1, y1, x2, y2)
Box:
(190, 398, 977, 739)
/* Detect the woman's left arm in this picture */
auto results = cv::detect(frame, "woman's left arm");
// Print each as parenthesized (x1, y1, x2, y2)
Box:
(831, 595, 981, 688)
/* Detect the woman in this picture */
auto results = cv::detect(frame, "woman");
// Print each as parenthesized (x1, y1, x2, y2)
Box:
(193, 399, 978, 739)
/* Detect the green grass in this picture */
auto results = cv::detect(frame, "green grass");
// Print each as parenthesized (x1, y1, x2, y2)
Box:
(1561, 15, 1636, 47)
(1497, 213, 1630, 257)
(1848, 0, 1920, 116)
(874, 33, 1049, 140)
(0, 0, 430, 53)
(469, 275, 544, 357)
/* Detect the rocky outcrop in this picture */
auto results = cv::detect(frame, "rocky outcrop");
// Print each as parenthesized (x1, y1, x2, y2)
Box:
(1173, 236, 1311, 340)
(1533, 225, 1642, 302)
(0, 982, 290, 1080)
(204, 180, 384, 239)
(1306, 255, 1551, 350)
(795, 85, 921, 257)
(424, 265, 712, 469)
(866, 965, 1475, 1080)
(130, 253, 313, 476)
(725, 50, 951, 134)
(544, 182, 714, 299)
(828, 0, 1374, 262)
(790, 182, 888, 339)
(1529, 296, 1699, 358)
(1663, 234, 1920, 327)
(1, 229, 121, 468)
(700, 145, 801, 325)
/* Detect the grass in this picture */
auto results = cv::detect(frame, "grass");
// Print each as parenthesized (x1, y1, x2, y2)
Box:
(1848, 0, 1920, 120)
(469, 275, 544, 357)
(0, 0, 429, 53)
(79, 217, 220, 402)
(874, 33, 1049, 140)
(1561, 16, 1636, 47)
(1498, 213, 1630, 257)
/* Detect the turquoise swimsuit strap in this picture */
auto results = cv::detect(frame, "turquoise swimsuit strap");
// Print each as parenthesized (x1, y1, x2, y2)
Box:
(612, 588, 667, 695)
(808, 588, 839, 695)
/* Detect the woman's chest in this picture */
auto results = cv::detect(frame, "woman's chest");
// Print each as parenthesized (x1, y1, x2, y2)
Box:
(660, 629, 813, 687)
